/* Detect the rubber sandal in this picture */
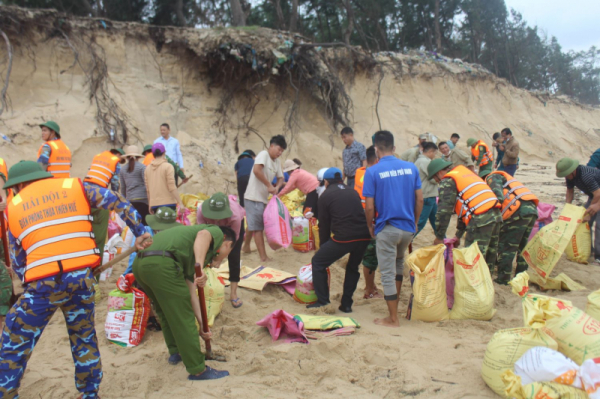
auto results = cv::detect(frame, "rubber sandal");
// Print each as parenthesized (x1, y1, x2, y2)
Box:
(188, 366, 230, 380)
(230, 298, 243, 308)
(363, 290, 383, 299)
(168, 353, 182, 365)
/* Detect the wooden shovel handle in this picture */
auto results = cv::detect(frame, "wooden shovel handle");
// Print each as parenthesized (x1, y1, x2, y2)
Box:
(194, 265, 212, 353)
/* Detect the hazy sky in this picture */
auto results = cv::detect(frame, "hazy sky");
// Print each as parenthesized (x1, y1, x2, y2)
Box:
(504, 0, 600, 52)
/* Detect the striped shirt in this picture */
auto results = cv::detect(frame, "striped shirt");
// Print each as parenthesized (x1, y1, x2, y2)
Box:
(566, 165, 600, 197)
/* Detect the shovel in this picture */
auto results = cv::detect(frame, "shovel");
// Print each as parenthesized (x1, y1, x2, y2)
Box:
(194, 264, 226, 362)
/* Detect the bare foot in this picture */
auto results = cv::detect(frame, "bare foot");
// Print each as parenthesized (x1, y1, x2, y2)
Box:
(374, 317, 400, 328)
(260, 257, 272, 263)
(242, 246, 252, 254)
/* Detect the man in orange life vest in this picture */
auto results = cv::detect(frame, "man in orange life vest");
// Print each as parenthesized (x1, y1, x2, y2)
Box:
(486, 171, 538, 284)
(0, 157, 11, 320)
(354, 146, 382, 299)
(84, 148, 125, 253)
(429, 159, 502, 265)
(467, 138, 494, 178)
(0, 161, 151, 398)
(37, 121, 71, 178)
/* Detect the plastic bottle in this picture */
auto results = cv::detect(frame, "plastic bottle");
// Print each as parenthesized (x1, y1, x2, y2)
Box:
(1, 134, 11, 143)
(199, 161, 204, 169)
(110, 129, 115, 142)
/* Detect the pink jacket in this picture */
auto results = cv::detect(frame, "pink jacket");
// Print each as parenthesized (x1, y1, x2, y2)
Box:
(278, 169, 319, 197)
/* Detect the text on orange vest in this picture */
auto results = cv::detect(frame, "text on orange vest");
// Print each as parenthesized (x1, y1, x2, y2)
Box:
(7, 177, 100, 283)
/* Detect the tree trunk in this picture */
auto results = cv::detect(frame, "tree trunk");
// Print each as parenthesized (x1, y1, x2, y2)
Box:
(175, 0, 187, 26)
(339, 0, 355, 45)
(434, 0, 442, 53)
(272, 0, 285, 30)
(230, 0, 246, 26)
(289, 0, 299, 32)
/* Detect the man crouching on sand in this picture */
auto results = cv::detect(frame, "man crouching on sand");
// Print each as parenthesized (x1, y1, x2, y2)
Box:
(363, 131, 423, 327)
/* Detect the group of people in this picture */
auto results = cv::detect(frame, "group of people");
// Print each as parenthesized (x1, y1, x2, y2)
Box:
(0, 118, 598, 397)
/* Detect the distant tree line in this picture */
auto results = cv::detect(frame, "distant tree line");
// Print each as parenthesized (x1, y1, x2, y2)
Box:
(2, 0, 598, 105)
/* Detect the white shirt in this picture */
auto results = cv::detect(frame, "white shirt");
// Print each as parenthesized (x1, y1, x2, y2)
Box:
(244, 150, 283, 204)
(153, 136, 184, 168)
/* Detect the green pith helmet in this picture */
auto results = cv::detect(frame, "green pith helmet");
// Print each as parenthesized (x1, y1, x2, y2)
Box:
(3, 161, 53, 189)
(143, 144, 153, 154)
(145, 206, 179, 231)
(111, 148, 125, 156)
(556, 158, 579, 178)
(466, 138, 477, 147)
(427, 159, 453, 179)
(39, 121, 61, 138)
(202, 192, 233, 220)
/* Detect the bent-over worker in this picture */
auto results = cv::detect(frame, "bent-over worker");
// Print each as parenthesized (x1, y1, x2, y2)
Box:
(429, 160, 501, 265)
(133, 208, 234, 380)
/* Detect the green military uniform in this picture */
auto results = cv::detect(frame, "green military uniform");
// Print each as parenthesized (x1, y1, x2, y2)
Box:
(474, 144, 493, 178)
(486, 173, 538, 284)
(435, 177, 502, 266)
(132, 224, 223, 375)
(0, 170, 12, 316)
(362, 239, 378, 271)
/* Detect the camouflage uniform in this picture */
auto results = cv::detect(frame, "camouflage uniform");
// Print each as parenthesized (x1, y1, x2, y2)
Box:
(473, 144, 493, 178)
(362, 239, 378, 271)
(486, 173, 538, 283)
(0, 183, 146, 398)
(435, 177, 502, 266)
(0, 243, 11, 316)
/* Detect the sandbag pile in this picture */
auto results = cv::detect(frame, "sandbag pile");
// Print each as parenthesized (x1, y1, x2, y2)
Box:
(481, 272, 600, 397)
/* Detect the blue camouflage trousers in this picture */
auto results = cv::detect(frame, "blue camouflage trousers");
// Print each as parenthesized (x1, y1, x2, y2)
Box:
(0, 268, 102, 398)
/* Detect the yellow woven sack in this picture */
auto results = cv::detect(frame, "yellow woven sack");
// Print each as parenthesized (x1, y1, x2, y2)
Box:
(406, 244, 448, 322)
(511, 273, 600, 365)
(312, 225, 320, 250)
(203, 267, 224, 327)
(293, 314, 360, 330)
(501, 369, 588, 399)
(481, 327, 558, 397)
(565, 222, 591, 264)
(522, 204, 585, 283)
(450, 242, 496, 320)
(586, 289, 600, 321)
(280, 189, 306, 217)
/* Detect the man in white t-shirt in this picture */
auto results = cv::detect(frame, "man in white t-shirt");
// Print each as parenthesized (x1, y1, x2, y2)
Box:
(243, 135, 287, 262)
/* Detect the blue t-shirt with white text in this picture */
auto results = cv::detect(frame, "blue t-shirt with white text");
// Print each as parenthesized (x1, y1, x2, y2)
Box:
(362, 156, 422, 235)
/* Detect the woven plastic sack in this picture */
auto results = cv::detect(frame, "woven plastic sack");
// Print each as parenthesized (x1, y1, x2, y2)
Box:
(293, 264, 329, 304)
(481, 327, 558, 397)
(501, 369, 588, 399)
(529, 202, 556, 241)
(280, 189, 306, 217)
(203, 267, 225, 327)
(264, 196, 293, 250)
(522, 204, 585, 283)
(313, 225, 320, 249)
(587, 289, 600, 321)
(450, 242, 496, 320)
(565, 222, 591, 264)
(406, 244, 449, 322)
(105, 288, 150, 347)
(511, 272, 600, 365)
(292, 217, 310, 252)
(293, 314, 360, 330)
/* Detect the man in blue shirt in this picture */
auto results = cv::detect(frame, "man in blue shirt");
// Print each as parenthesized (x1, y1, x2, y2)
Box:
(154, 123, 185, 174)
(447, 133, 460, 150)
(588, 148, 600, 169)
(363, 130, 423, 328)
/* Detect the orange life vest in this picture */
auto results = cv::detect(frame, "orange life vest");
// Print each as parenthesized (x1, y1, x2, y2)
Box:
(84, 151, 121, 188)
(0, 157, 7, 182)
(7, 177, 100, 283)
(487, 171, 539, 220)
(444, 165, 500, 225)
(37, 139, 71, 178)
(471, 140, 493, 167)
(143, 153, 154, 166)
(354, 166, 366, 208)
